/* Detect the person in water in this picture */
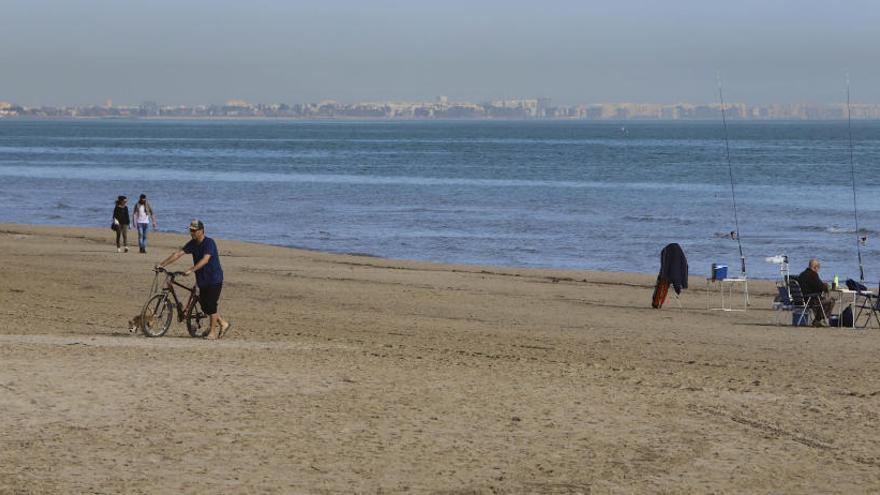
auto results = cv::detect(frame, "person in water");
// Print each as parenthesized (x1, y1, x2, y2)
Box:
(797, 258, 835, 327)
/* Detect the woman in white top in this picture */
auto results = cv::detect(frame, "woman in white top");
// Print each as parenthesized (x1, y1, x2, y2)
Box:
(133, 194, 158, 253)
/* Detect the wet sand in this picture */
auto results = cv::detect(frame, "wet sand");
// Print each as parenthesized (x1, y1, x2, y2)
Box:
(0, 223, 878, 493)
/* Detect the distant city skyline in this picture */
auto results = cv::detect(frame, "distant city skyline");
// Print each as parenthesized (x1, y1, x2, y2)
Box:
(2, 1, 879, 106)
(5, 98, 880, 120)
(5, 95, 880, 109)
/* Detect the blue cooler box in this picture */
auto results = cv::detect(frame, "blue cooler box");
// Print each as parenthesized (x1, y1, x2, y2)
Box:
(792, 310, 810, 326)
(711, 264, 728, 281)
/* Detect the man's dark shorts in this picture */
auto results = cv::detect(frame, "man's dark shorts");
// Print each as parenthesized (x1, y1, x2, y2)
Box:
(199, 284, 222, 315)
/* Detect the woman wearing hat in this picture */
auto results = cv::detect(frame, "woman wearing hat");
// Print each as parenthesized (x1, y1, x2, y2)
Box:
(112, 196, 130, 253)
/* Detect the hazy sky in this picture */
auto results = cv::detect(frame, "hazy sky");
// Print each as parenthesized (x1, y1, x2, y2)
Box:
(2, 0, 878, 106)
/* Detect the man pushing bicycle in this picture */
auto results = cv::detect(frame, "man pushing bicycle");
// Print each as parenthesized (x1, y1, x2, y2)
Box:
(156, 219, 231, 340)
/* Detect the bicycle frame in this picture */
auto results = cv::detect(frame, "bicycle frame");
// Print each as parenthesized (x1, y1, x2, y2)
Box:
(141, 267, 208, 338)
(159, 272, 198, 323)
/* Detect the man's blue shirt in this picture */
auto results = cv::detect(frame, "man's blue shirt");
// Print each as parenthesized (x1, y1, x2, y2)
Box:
(183, 237, 224, 287)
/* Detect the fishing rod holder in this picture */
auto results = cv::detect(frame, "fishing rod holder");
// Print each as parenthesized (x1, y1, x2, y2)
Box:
(766, 254, 790, 284)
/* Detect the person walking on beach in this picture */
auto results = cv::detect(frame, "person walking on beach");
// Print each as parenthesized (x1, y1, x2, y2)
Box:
(112, 195, 130, 253)
(155, 220, 231, 340)
(133, 193, 157, 254)
(797, 258, 835, 327)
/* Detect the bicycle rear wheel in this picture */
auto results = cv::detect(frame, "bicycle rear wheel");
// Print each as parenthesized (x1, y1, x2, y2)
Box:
(185, 296, 210, 338)
(141, 293, 173, 337)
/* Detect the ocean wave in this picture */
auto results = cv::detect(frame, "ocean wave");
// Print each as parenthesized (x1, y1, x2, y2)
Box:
(794, 225, 876, 235)
(0, 136, 718, 146)
(0, 135, 815, 151)
(0, 164, 725, 191)
(624, 214, 697, 225)
(0, 145, 403, 160)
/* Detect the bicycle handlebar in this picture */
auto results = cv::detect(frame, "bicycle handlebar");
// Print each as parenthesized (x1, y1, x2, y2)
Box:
(154, 266, 187, 277)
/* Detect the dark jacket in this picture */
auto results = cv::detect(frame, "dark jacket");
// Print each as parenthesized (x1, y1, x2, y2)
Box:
(113, 205, 130, 227)
(798, 268, 827, 295)
(659, 243, 688, 294)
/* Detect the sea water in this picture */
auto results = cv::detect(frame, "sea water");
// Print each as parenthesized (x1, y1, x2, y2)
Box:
(1, 119, 879, 281)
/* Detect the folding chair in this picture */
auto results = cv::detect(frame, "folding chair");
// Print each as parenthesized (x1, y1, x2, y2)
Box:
(670, 290, 683, 309)
(651, 243, 687, 310)
(853, 281, 880, 328)
(772, 283, 794, 325)
(788, 280, 827, 326)
(652, 277, 683, 310)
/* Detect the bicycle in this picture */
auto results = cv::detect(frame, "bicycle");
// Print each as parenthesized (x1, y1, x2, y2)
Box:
(139, 267, 209, 338)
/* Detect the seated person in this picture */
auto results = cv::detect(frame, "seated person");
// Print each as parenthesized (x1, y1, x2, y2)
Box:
(797, 258, 835, 327)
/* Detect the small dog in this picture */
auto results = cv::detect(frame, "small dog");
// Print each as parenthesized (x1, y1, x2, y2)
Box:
(128, 314, 156, 333)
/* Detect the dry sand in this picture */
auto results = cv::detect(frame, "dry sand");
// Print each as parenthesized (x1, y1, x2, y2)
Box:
(0, 223, 878, 494)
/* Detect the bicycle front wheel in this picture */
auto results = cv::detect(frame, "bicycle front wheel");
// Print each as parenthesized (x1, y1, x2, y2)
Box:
(185, 297, 210, 338)
(141, 294, 173, 337)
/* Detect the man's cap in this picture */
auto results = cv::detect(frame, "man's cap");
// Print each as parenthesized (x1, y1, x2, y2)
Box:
(117, 195, 127, 202)
(139, 194, 147, 199)
(188, 219, 205, 231)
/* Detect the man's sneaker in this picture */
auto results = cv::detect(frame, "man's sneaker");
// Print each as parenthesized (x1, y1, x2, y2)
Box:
(117, 247, 122, 253)
(124, 247, 129, 253)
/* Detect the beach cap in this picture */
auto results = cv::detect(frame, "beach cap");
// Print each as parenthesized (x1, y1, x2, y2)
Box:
(117, 195, 127, 202)
(139, 194, 146, 200)
(188, 219, 205, 231)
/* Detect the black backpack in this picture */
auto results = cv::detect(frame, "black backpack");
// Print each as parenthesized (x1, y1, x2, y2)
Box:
(840, 306, 854, 328)
(846, 279, 868, 291)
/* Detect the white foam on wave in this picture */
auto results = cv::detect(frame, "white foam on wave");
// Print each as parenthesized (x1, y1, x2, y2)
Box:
(0, 163, 728, 191)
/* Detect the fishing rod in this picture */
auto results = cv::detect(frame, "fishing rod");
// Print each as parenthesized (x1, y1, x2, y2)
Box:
(846, 73, 865, 283)
(717, 73, 746, 279)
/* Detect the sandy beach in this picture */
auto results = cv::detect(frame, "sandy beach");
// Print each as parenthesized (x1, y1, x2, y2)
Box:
(1, 223, 878, 494)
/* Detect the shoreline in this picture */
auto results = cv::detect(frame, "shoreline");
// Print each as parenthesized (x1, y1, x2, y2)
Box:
(1, 223, 877, 492)
(0, 221, 684, 286)
(1, 221, 771, 282)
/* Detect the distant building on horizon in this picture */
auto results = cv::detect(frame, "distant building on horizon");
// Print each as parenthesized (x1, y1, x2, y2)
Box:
(3, 98, 880, 120)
